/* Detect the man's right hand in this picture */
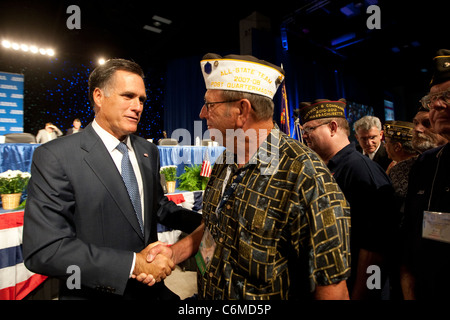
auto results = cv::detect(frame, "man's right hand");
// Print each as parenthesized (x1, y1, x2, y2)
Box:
(132, 242, 175, 286)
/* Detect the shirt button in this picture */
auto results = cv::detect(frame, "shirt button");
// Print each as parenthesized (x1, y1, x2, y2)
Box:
(219, 237, 224, 243)
(226, 204, 231, 210)
(209, 272, 214, 278)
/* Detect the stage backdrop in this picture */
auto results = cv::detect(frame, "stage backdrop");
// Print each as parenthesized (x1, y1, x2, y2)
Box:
(0, 72, 24, 135)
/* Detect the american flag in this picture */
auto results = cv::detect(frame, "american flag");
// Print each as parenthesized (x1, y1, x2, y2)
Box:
(280, 80, 291, 136)
(200, 149, 212, 178)
(0, 210, 47, 299)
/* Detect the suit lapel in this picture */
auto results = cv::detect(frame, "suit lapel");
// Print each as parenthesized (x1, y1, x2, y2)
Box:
(81, 125, 144, 240)
(131, 136, 155, 245)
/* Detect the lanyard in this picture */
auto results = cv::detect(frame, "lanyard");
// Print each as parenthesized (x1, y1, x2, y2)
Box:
(214, 169, 247, 220)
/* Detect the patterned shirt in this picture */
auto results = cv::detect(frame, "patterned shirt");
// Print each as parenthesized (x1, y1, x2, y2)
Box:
(198, 128, 351, 300)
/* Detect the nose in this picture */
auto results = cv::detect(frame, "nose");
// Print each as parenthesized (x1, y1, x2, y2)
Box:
(415, 123, 425, 133)
(199, 104, 207, 119)
(429, 97, 447, 111)
(131, 98, 143, 112)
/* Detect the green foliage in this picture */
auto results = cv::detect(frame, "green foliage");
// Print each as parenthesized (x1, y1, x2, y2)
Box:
(160, 165, 177, 181)
(177, 165, 210, 191)
(0, 170, 31, 194)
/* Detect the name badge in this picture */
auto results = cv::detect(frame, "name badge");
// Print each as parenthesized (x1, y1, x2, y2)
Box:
(195, 227, 217, 275)
(422, 211, 450, 244)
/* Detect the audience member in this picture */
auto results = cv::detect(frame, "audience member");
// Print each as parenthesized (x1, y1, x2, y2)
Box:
(299, 98, 397, 300)
(354, 115, 392, 171)
(384, 121, 417, 175)
(148, 53, 351, 300)
(401, 49, 450, 300)
(23, 58, 202, 300)
(412, 106, 447, 153)
(382, 120, 416, 299)
(66, 118, 84, 135)
(36, 122, 63, 144)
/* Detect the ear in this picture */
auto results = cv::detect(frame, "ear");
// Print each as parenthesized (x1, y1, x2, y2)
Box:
(92, 88, 104, 109)
(235, 99, 252, 127)
(329, 120, 339, 136)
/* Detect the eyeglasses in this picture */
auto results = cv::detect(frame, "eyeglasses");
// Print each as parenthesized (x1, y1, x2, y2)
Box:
(419, 89, 450, 110)
(301, 121, 331, 135)
(203, 99, 240, 112)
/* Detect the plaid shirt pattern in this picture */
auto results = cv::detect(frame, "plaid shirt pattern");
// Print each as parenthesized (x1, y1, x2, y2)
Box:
(198, 128, 351, 300)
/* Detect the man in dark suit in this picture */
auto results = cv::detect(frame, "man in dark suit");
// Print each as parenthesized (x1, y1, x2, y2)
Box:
(354, 115, 392, 171)
(23, 59, 202, 300)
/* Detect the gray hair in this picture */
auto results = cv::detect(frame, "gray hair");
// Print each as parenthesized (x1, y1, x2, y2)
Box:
(353, 115, 382, 132)
(220, 90, 274, 121)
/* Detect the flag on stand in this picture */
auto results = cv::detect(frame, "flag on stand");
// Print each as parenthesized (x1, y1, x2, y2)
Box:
(0, 210, 48, 300)
(200, 149, 212, 178)
(280, 80, 290, 136)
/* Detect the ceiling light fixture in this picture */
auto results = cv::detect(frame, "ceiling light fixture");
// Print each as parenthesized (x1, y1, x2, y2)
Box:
(143, 25, 162, 34)
(1, 39, 56, 57)
(152, 15, 172, 25)
(144, 15, 172, 34)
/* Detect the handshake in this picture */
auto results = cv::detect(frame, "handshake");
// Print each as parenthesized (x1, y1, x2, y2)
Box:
(131, 241, 175, 286)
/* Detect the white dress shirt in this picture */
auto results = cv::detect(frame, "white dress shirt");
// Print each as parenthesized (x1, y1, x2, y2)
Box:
(91, 119, 145, 277)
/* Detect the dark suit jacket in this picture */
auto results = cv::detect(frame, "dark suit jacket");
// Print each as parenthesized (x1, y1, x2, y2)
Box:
(66, 127, 84, 135)
(356, 142, 392, 171)
(23, 123, 202, 299)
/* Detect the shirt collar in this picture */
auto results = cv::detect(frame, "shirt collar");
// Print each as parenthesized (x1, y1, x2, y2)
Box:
(92, 119, 131, 152)
(328, 143, 355, 170)
(229, 124, 281, 175)
(364, 142, 381, 159)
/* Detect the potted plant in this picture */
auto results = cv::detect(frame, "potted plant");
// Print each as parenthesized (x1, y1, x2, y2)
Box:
(160, 165, 177, 193)
(0, 170, 31, 210)
(177, 164, 210, 191)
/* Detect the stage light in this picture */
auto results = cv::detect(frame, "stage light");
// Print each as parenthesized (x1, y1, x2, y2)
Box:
(1, 39, 56, 58)
(98, 58, 106, 65)
(30, 45, 38, 53)
(2, 40, 11, 48)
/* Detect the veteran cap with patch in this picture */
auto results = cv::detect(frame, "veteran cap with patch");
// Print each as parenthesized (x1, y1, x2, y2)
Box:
(298, 99, 346, 124)
(383, 121, 414, 142)
(200, 53, 285, 99)
(430, 49, 450, 87)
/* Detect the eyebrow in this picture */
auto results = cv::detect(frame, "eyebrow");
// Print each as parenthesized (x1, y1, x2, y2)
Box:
(121, 90, 147, 102)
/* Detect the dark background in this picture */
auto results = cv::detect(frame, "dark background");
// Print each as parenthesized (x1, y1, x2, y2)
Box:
(0, 0, 447, 142)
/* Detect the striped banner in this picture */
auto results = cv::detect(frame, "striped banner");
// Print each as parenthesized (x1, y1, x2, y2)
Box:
(0, 210, 47, 300)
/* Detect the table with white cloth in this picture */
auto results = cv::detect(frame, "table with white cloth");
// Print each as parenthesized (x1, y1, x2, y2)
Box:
(157, 145, 225, 187)
(0, 143, 40, 173)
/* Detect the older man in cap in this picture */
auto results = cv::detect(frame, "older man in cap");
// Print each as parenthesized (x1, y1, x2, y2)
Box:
(299, 98, 397, 299)
(412, 105, 447, 153)
(401, 49, 450, 300)
(148, 54, 351, 300)
(384, 121, 417, 174)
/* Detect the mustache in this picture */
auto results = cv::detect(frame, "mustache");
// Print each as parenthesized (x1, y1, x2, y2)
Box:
(414, 132, 433, 142)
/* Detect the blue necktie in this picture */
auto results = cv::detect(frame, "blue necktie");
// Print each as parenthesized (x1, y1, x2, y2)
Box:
(116, 142, 144, 235)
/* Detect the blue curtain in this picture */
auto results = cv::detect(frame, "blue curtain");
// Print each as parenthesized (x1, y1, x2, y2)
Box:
(163, 55, 207, 145)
